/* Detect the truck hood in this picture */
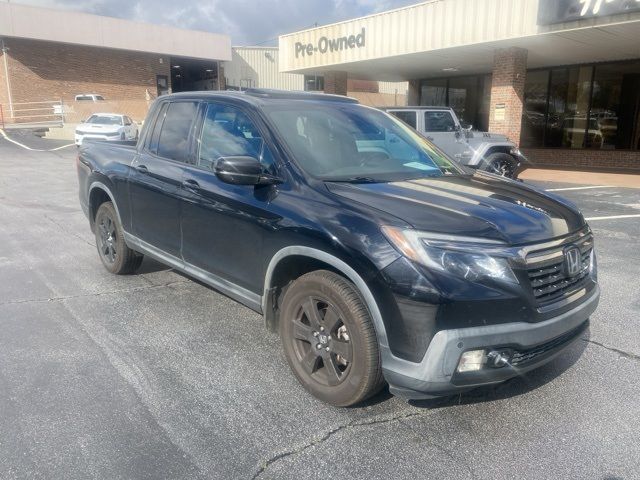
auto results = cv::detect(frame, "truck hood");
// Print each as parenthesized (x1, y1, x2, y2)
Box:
(325, 173, 585, 245)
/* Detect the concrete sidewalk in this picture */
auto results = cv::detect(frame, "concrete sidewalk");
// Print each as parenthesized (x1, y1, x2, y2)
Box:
(521, 168, 640, 188)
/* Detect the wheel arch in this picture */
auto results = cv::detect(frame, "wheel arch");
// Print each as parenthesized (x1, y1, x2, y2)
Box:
(88, 181, 122, 231)
(262, 246, 389, 350)
(469, 142, 514, 166)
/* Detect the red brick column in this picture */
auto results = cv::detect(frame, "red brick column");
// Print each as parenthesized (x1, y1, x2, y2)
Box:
(488, 47, 527, 146)
(323, 71, 348, 96)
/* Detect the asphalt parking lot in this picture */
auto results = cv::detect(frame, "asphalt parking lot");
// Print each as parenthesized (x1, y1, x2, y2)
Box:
(1, 134, 639, 480)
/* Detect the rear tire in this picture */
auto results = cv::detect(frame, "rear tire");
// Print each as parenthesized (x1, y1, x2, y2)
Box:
(481, 152, 519, 178)
(94, 202, 143, 274)
(279, 270, 385, 406)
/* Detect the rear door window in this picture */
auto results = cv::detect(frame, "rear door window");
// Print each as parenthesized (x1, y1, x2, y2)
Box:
(424, 111, 456, 132)
(389, 110, 417, 129)
(147, 103, 168, 155)
(156, 101, 199, 162)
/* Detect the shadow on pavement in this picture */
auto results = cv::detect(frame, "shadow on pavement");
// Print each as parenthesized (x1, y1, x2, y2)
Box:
(136, 256, 172, 274)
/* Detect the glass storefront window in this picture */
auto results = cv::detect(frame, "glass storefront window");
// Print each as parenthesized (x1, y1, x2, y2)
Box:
(304, 75, 324, 92)
(589, 62, 640, 150)
(521, 70, 549, 148)
(448, 76, 477, 128)
(420, 79, 447, 106)
(419, 75, 491, 131)
(521, 60, 640, 151)
(546, 66, 593, 148)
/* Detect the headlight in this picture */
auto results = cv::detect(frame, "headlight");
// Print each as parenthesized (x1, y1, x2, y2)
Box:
(381, 226, 518, 284)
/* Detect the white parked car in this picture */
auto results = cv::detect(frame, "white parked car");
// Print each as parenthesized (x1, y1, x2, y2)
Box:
(75, 113, 138, 146)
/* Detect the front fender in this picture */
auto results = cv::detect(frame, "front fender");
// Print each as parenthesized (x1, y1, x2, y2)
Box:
(467, 142, 519, 167)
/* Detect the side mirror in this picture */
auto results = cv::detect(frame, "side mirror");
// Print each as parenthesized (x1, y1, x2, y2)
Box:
(215, 156, 280, 186)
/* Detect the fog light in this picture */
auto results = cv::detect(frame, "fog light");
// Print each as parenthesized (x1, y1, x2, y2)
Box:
(487, 350, 512, 368)
(457, 350, 485, 373)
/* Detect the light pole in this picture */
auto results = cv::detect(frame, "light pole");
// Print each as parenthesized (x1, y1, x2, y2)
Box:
(1, 38, 13, 118)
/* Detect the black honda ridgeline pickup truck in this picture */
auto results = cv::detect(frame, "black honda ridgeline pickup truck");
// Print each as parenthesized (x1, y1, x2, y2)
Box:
(77, 90, 599, 406)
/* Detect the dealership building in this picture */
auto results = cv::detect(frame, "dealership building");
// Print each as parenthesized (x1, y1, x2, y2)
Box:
(279, 0, 640, 171)
(0, 2, 231, 125)
(1, 0, 640, 172)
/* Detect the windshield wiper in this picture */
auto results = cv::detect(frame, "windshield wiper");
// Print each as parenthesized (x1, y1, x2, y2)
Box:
(324, 176, 384, 184)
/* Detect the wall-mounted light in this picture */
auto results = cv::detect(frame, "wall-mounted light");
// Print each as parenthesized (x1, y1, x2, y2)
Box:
(442, 67, 459, 72)
(173, 65, 181, 69)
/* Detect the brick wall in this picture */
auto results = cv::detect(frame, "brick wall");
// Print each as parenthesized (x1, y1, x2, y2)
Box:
(488, 47, 527, 146)
(1, 38, 170, 122)
(324, 71, 348, 96)
(0, 47, 8, 119)
(523, 148, 640, 172)
(347, 91, 407, 107)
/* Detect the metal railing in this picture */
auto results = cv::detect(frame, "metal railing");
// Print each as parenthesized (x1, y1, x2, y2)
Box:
(0, 100, 64, 128)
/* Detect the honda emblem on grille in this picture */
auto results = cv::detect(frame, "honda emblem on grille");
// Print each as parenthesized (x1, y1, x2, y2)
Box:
(564, 246, 582, 277)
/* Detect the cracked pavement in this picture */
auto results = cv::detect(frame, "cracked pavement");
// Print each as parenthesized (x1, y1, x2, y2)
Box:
(0, 137, 639, 479)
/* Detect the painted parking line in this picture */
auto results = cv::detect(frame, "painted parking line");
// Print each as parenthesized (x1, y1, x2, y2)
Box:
(546, 185, 615, 192)
(585, 214, 640, 221)
(0, 128, 75, 152)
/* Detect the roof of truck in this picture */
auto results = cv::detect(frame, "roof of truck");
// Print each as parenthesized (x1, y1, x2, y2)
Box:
(166, 89, 360, 106)
(381, 106, 455, 111)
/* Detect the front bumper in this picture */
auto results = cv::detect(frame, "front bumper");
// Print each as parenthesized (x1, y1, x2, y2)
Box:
(75, 133, 121, 145)
(383, 285, 599, 399)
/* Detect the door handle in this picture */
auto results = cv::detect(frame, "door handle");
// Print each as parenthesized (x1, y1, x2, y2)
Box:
(426, 136, 434, 142)
(182, 179, 200, 191)
(135, 164, 148, 174)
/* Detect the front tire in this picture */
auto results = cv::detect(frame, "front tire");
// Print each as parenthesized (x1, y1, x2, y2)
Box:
(279, 270, 384, 406)
(482, 152, 519, 178)
(94, 202, 143, 274)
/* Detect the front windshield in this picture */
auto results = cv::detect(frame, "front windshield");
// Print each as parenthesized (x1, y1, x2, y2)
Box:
(86, 115, 122, 126)
(266, 102, 461, 182)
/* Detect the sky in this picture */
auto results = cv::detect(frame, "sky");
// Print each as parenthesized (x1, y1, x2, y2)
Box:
(10, 0, 420, 45)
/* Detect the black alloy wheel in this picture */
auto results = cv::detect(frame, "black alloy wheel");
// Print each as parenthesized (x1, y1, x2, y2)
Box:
(94, 202, 143, 274)
(279, 270, 384, 406)
(290, 296, 353, 387)
(97, 213, 118, 265)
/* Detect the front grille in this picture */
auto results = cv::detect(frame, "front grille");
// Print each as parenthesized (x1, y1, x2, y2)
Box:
(526, 235, 593, 305)
(511, 321, 587, 366)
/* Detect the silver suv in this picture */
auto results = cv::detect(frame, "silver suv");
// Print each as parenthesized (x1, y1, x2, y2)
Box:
(385, 107, 529, 178)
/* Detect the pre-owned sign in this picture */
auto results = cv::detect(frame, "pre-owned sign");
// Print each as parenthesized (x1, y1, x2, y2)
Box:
(295, 28, 366, 58)
(538, 0, 640, 25)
